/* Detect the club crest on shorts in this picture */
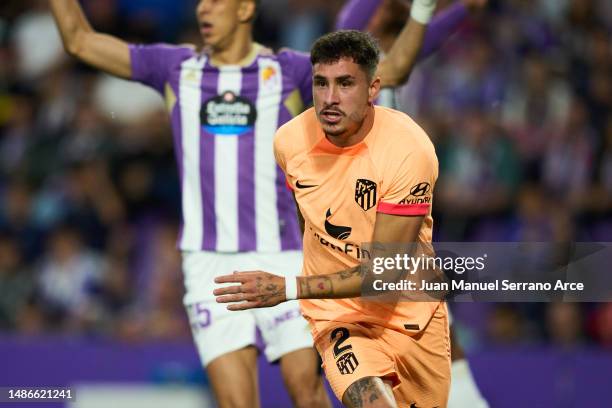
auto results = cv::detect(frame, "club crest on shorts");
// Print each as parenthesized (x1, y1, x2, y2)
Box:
(336, 352, 359, 375)
(355, 179, 377, 211)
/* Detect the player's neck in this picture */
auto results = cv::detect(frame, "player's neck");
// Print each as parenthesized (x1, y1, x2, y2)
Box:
(325, 105, 376, 148)
(209, 28, 255, 65)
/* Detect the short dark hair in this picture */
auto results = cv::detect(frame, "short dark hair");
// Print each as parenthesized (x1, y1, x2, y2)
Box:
(310, 30, 380, 80)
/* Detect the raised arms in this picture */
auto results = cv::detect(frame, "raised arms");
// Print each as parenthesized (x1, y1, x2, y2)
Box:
(50, 0, 131, 78)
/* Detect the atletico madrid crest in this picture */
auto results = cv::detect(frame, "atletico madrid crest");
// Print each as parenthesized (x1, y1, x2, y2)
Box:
(355, 179, 377, 211)
(336, 352, 359, 375)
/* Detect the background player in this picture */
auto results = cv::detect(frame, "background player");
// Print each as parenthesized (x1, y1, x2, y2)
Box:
(49, 0, 440, 407)
(337, 1, 490, 406)
(215, 30, 450, 407)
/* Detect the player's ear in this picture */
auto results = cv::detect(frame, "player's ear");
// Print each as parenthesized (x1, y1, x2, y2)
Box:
(368, 76, 381, 104)
(238, 0, 257, 23)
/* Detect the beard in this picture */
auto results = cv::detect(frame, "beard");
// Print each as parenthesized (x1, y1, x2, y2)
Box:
(323, 124, 346, 137)
(323, 112, 365, 139)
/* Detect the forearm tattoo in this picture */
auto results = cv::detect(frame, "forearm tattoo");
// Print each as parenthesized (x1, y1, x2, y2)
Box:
(339, 266, 363, 279)
(298, 266, 364, 299)
(298, 276, 333, 298)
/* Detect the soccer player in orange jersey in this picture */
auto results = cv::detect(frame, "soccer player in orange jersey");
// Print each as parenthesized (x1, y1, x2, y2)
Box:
(50, 0, 441, 406)
(215, 30, 450, 407)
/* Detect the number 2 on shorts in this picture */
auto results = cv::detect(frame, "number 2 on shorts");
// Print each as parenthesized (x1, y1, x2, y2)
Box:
(331, 327, 352, 358)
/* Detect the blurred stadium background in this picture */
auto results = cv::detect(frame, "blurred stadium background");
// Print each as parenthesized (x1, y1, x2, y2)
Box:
(0, 0, 611, 407)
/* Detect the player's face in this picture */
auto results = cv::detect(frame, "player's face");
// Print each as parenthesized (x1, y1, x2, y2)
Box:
(313, 58, 380, 139)
(196, 0, 254, 49)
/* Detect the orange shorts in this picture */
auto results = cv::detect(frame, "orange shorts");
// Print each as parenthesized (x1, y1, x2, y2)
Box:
(313, 303, 450, 407)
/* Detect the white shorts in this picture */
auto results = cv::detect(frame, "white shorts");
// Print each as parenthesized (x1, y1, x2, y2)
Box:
(182, 250, 313, 367)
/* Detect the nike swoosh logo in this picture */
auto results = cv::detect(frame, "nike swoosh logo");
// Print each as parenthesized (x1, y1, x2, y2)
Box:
(325, 208, 351, 240)
(296, 181, 317, 189)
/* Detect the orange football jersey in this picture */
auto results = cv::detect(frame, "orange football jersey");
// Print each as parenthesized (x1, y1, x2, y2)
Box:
(274, 106, 442, 337)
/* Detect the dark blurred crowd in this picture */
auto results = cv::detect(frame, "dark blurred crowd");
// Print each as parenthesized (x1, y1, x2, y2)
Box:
(0, 0, 610, 348)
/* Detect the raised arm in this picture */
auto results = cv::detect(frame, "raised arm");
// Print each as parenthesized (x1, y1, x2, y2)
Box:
(376, 0, 437, 87)
(376, 20, 424, 87)
(50, 0, 131, 78)
(336, 0, 475, 62)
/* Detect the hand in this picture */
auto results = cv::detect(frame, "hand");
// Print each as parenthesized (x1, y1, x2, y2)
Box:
(214, 271, 286, 311)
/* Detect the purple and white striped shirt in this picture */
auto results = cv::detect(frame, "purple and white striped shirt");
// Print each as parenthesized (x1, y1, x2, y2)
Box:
(129, 43, 311, 252)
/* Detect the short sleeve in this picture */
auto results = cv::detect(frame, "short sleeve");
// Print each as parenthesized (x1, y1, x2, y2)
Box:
(273, 125, 289, 173)
(129, 43, 194, 93)
(278, 49, 313, 107)
(377, 143, 438, 216)
(274, 124, 295, 191)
